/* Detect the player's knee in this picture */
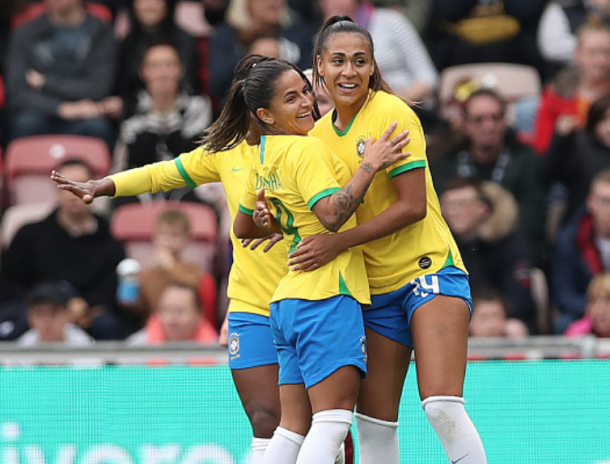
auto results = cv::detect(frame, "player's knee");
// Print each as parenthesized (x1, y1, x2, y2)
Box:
(249, 405, 281, 438)
(422, 396, 465, 435)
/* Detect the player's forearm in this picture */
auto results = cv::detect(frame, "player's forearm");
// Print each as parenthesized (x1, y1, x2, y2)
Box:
(338, 200, 426, 250)
(91, 177, 117, 198)
(234, 211, 280, 238)
(316, 163, 376, 233)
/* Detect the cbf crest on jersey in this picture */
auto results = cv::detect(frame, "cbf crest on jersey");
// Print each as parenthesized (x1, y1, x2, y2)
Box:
(356, 136, 367, 158)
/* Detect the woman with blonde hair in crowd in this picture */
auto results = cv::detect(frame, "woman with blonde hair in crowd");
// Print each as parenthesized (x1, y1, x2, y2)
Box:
(565, 273, 610, 337)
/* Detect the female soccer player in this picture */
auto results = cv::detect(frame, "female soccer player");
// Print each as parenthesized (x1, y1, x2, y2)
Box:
(285, 17, 488, 464)
(203, 57, 408, 464)
(48, 56, 286, 464)
(51, 55, 407, 464)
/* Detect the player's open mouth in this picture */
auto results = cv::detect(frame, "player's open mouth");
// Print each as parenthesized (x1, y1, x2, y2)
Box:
(338, 83, 358, 89)
(297, 112, 311, 119)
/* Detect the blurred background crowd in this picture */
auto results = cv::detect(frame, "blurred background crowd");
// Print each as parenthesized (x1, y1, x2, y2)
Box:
(1, 0, 610, 350)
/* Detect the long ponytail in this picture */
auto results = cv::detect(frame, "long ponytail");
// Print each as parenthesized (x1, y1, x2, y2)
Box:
(201, 79, 251, 152)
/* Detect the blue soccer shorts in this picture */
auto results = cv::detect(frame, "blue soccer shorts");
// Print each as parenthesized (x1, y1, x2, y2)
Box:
(364, 266, 472, 348)
(227, 302, 277, 370)
(270, 295, 367, 389)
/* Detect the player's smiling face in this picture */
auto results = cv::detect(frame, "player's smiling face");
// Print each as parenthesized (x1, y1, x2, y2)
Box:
(317, 32, 374, 111)
(256, 70, 315, 136)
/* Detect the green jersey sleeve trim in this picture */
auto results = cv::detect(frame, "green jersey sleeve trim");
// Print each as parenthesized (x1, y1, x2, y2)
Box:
(238, 204, 254, 215)
(307, 187, 340, 209)
(388, 160, 426, 178)
(175, 157, 197, 188)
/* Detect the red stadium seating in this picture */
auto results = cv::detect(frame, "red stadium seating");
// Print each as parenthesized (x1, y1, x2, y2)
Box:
(4, 135, 111, 206)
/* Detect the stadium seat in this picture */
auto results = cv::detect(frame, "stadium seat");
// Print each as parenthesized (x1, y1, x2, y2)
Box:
(438, 62, 542, 106)
(4, 135, 111, 206)
(110, 201, 219, 274)
(1, 202, 56, 249)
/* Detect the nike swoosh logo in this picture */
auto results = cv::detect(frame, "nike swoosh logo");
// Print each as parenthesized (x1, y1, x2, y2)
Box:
(232, 167, 245, 172)
(452, 454, 469, 464)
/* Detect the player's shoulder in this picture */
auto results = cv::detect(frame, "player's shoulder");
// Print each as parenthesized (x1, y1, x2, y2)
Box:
(369, 91, 421, 126)
(370, 91, 412, 114)
(280, 134, 327, 152)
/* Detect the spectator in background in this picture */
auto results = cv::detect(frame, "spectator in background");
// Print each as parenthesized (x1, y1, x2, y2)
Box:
(113, 40, 212, 173)
(565, 272, 610, 337)
(242, 27, 284, 58)
(116, 0, 199, 116)
(126, 283, 218, 345)
(318, 0, 438, 103)
(440, 177, 537, 332)
(6, 0, 117, 148)
(431, 89, 548, 263)
(428, 0, 547, 75)
(469, 287, 530, 338)
(128, 210, 207, 329)
(537, 0, 610, 73)
(369, 0, 432, 35)
(0, 159, 126, 340)
(554, 169, 610, 333)
(210, 0, 314, 104)
(286, 0, 320, 25)
(533, 19, 610, 155)
(0, 1, 15, 147)
(202, 0, 230, 26)
(543, 93, 610, 225)
(18, 281, 95, 347)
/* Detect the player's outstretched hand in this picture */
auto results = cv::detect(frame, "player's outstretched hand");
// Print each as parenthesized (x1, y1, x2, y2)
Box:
(288, 234, 342, 272)
(51, 170, 114, 204)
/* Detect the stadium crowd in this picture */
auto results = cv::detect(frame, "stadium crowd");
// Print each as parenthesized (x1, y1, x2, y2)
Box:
(1, 0, 610, 346)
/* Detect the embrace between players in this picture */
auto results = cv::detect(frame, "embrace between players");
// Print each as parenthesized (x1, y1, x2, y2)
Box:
(52, 15, 487, 464)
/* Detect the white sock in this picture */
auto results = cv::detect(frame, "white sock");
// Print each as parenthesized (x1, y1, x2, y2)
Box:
(251, 437, 270, 464)
(333, 442, 345, 464)
(261, 427, 304, 464)
(296, 409, 353, 464)
(422, 396, 487, 464)
(355, 412, 399, 464)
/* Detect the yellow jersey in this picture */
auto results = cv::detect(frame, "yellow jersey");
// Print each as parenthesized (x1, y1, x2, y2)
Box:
(108, 142, 288, 317)
(239, 134, 370, 305)
(310, 90, 465, 295)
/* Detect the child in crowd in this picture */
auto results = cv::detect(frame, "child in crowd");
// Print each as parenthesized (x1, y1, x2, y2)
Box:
(470, 287, 530, 338)
(565, 274, 610, 338)
(131, 209, 207, 328)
